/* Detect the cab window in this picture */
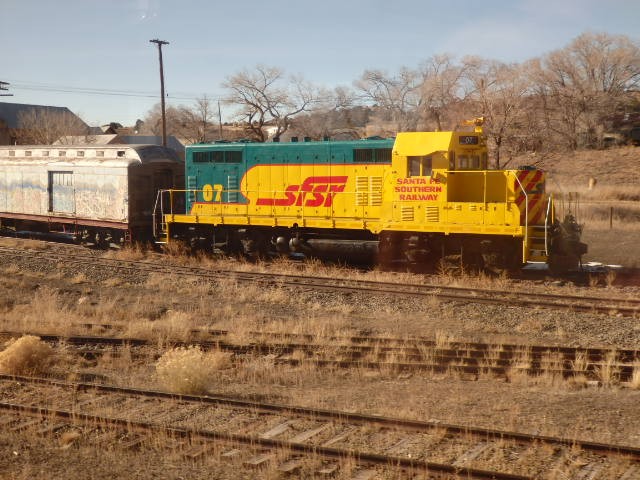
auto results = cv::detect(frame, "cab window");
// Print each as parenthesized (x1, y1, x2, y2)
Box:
(408, 156, 432, 176)
(458, 154, 482, 170)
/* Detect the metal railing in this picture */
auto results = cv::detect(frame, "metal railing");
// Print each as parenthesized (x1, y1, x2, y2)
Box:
(153, 175, 540, 256)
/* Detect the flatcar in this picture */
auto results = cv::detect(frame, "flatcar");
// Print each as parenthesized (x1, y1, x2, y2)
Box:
(156, 121, 587, 273)
(0, 144, 183, 246)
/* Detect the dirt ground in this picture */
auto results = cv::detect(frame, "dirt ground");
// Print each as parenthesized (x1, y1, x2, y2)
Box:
(0, 237, 639, 478)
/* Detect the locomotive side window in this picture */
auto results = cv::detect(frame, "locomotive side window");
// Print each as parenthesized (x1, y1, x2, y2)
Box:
(226, 151, 243, 163)
(354, 148, 373, 163)
(194, 150, 243, 163)
(377, 148, 392, 163)
(408, 156, 432, 177)
(193, 151, 210, 163)
(353, 148, 392, 163)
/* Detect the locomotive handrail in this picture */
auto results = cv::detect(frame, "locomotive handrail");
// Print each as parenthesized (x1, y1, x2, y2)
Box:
(545, 195, 553, 256)
(152, 190, 162, 239)
(510, 172, 528, 262)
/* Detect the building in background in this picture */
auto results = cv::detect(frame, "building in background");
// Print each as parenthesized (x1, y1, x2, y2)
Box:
(0, 102, 89, 145)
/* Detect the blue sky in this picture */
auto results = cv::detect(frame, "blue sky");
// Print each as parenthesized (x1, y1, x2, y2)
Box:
(2, 0, 638, 127)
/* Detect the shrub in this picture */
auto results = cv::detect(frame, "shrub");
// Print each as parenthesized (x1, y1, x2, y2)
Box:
(0, 335, 54, 375)
(155, 346, 231, 394)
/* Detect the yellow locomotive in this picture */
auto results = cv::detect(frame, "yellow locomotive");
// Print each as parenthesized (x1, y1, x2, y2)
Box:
(156, 120, 586, 273)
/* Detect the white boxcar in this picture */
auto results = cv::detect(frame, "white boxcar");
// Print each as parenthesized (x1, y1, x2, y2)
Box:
(0, 145, 183, 244)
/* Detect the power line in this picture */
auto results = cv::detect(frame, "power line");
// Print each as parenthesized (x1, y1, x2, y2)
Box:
(5, 80, 219, 102)
(4, 79, 360, 105)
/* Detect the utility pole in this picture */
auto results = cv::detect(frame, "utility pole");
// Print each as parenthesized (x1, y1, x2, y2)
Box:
(149, 39, 169, 146)
(218, 100, 223, 140)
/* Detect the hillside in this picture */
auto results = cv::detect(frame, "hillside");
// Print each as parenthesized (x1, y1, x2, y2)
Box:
(531, 146, 640, 266)
(541, 146, 640, 194)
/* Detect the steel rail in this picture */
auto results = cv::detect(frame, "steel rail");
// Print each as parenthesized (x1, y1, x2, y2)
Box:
(3, 331, 638, 382)
(1, 374, 639, 461)
(0, 244, 638, 316)
(0, 401, 531, 480)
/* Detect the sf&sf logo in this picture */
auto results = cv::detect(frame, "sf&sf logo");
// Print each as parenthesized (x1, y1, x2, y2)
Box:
(256, 176, 348, 207)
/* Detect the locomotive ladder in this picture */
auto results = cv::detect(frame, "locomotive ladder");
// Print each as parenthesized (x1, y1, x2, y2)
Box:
(528, 195, 553, 262)
(512, 173, 551, 263)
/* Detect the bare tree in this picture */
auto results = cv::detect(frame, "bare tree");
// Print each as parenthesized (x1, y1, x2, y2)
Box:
(16, 108, 89, 145)
(222, 65, 318, 142)
(190, 95, 216, 142)
(294, 86, 362, 139)
(141, 103, 182, 137)
(170, 95, 217, 144)
(463, 57, 532, 168)
(356, 67, 422, 133)
(527, 32, 640, 149)
(419, 54, 468, 131)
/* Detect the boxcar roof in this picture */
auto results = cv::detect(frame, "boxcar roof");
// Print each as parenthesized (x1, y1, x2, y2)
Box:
(0, 144, 182, 167)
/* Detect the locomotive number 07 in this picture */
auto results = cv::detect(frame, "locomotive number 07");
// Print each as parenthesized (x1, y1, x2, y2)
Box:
(202, 184, 223, 202)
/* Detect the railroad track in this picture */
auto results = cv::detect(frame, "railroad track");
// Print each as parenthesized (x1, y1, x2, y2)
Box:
(0, 243, 639, 317)
(5, 330, 639, 384)
(1, 374, 638, 479)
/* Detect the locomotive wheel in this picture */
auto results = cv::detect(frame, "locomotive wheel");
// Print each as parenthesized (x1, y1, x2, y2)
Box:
(215, 230, 243, 256)
(482, 255, 521, 276)
(437, 250, 484, 275)
(548, 253, 581, 275)
(377, 232, 402, 267)
(437, 255, 464, 275)
(240, 231, 268, 260)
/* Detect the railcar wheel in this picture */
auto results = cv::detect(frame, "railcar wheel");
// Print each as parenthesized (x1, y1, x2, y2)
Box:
(94, 231, 110, 249)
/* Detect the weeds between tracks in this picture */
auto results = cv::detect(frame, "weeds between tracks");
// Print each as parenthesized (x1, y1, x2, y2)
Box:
(1, 237, 640, 478)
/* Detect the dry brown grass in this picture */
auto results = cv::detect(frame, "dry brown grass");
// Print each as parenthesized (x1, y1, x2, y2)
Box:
(160, 240, 192, 259)
(155, 346, 232, 394)
(125, 310, 197, 344)
(0, 335, 54, 375)
(2, 285, 81, 334)
(103, 242, 150, 261)
(70, 272, 88, 284)
(596, 351, 620, 386)
(630, 364, 640, 390)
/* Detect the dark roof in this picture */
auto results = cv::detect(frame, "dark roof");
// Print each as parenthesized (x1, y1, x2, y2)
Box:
(0, 102, 87, 129)
(114, 135, 184, 153)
